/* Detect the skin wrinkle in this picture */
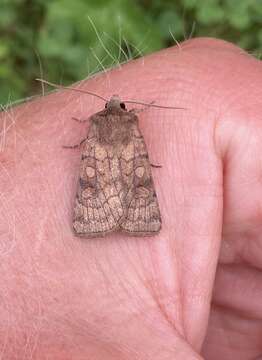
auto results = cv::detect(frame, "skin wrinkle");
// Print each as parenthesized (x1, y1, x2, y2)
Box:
(114, 235, 182, 339)
(150, 117, 186, 334)
(148, 263, 184, 338)
(93, 250, 168, 344)
(213, 275, 262, 321)
(206, 304, 262, 355)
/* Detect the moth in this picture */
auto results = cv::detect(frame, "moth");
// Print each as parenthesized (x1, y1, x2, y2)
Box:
(73, 95, 162, 237)
(36, 79, 185, 238)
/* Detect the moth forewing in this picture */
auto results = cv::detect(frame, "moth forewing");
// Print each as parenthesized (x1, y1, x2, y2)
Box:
(72, 95, 161, 237)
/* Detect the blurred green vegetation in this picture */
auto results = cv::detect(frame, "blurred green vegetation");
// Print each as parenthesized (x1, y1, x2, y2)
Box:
(1, 0, 261, 105)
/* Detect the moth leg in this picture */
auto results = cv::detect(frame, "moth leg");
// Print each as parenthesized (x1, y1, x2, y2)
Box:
(129, 101, 155, 114)
(150, 163, 162, 168)
(63, 138, 87, 149)
(72, 116, 90, 123)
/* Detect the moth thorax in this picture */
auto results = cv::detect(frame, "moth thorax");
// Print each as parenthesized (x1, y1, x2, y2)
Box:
(99, 119, 131, 145)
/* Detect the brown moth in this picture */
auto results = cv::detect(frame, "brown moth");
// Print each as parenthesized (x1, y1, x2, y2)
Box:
(73, 95, 161, 237)
(36, 78, 185, 238)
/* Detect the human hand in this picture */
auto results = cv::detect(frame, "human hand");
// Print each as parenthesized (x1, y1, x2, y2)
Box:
(1, 38, 261, 359)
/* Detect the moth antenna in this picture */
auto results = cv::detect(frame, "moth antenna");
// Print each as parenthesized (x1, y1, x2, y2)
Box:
(36, 78, 186, 110)
(124, 100, 187, 110)
(35, 78, 108, 103)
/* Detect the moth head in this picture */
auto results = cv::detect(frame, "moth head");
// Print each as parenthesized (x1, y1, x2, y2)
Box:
(105, 95, 126, 111)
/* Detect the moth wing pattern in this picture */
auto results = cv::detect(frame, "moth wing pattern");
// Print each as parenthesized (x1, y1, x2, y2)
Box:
(72, 98, 161, 238)
(120, 123, 161, 235)
(73, 121, 125, 237)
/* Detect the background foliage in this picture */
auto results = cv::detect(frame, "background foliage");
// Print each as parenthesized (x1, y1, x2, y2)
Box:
(1, 0, 261, 105)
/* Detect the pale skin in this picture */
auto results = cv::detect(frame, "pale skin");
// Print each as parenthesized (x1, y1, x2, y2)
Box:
(0, 38, 262, 359)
